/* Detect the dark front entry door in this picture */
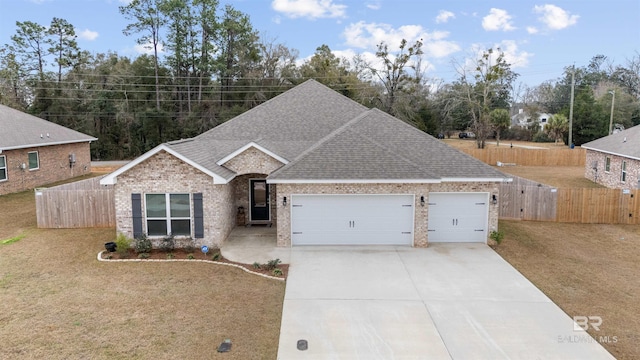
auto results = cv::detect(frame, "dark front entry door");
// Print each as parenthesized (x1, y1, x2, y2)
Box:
(250, 179, 270, 221)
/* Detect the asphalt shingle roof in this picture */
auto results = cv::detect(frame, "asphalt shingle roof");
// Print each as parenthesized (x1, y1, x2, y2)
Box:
(581, 125, 640, 160)
(0, 104, 97, 150)
(156, 79, 509, 183)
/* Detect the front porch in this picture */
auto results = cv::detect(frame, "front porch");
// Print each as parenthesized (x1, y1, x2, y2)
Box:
(220, 225, 290, 265)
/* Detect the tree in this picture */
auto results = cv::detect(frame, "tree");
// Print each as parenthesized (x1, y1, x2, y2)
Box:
(47, 17, 79, 83)
(455, 48, 518, 148)
(544, 114, 568, 145)
(216, 4, 260, 107)
(120, 0, 166, 110)
(489, 108, 510, 146)
(369, 39, 423, 117)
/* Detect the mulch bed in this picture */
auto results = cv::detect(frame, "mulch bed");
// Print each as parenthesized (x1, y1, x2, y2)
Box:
(100, 248, 288, 279)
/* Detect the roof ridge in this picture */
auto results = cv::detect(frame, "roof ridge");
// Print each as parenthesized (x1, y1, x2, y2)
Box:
(269, 109, 373, 176)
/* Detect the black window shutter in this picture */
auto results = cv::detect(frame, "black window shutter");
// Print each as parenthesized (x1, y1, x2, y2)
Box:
(193, 193, 204, 238)
(131, 193, 143, 239)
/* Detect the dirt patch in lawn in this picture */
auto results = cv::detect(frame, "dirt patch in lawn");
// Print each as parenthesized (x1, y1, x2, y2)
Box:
(0, 187, 286, 359)
(495, 220, 640, 359)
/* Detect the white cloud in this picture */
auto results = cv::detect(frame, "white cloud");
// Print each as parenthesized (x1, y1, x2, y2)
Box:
(482, 8, 516, 31)
(496, 40, 532, 69)
(342, 21, 459, 58)
(435, 10, 455, 24)
(366, 1, 381, 10)
(134, 41, 164, 55)
(533, 4, 579, 30)
(271, 0, 346, 19)
(526, 26, 538, 34)
(78, 29, 99, 41)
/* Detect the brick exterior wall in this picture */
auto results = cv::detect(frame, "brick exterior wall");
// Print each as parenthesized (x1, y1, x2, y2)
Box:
(231, 174, 277, 225)
(585, 149, 640, 190)
(274, 182, 500, 247)
(0, 142, 92, 195)
(222, 146, 284, 175)
(113, 151, 234, 248)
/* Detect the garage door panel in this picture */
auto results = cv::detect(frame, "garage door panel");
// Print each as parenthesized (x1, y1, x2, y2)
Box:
(291, 195, 414, 246)
(428, 193, 488, 243)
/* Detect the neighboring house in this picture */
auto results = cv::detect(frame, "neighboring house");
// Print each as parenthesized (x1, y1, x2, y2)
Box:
(583, 125, 640, 190)
(511, 109, 552, 130)
(0, 105, 97, 196)
(101, 80, 510, 248)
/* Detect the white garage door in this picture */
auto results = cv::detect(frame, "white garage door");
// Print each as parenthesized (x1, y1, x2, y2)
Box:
(291, 194, 414, 246)
(428, 192, 489, 243)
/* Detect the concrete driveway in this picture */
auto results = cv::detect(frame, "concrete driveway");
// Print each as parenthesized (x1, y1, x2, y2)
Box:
(277, 244, 614, 359)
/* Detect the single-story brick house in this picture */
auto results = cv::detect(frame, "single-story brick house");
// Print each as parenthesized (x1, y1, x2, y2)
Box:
(101, 80, 511, 248)
(583, 125, 640, 190)
(0, 105, 97, 196)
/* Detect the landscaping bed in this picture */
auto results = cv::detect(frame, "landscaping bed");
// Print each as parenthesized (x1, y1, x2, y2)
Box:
(100, 247, 288, 279)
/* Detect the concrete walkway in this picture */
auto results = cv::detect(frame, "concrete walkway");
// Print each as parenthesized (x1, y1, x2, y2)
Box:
(221, 226, 291, 264)
(277, 244, 614, 359)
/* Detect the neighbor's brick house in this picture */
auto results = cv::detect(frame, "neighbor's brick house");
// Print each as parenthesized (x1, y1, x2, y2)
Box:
(583, 125, 640, 190)
(0, 105, 97, 196)
(102, 80, 510, 249)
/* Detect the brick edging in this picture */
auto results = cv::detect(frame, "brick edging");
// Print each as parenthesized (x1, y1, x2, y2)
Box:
(96, 251, 285, 282)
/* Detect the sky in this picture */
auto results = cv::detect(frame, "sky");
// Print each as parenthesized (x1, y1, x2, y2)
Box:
(0, 0, 638, 87)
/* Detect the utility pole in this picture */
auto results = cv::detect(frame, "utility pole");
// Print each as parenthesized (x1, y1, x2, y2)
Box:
(568, 65, 575, 148)
(608, 90, 616, 135)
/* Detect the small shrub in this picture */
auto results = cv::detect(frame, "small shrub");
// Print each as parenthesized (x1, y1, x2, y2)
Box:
(115, 233, 132, 256)
(138, 253, 150, 259)
(105, 254, 113, 260)
(490, 230, 505, 245)
(252, 262, 261, 269)
(264, 258, 281, 271)
(272, 268, 283, 277)
(160, 234, 175, 253)
(211, 252, 221, 261)
(532, 131, 553, 143)
(134, 234, 152, 254)
(166, 253, 175, 259)
(187, 254, 195, 260)
(184, 243, 196, 254)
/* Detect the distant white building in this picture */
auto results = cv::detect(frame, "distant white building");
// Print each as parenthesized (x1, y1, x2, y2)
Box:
(510, 109, 553, 130)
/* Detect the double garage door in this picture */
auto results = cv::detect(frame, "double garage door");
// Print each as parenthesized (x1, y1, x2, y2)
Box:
(290, 193, 489, 245)
(291, 195, 414, 246)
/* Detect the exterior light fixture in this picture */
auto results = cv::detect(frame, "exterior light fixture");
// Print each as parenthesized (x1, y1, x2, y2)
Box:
(283, 196, 287, 206)
(492, 194, 498, 204)
(420, 196, 425, 206)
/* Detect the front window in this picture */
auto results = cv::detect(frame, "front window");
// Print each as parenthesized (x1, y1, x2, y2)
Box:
(605, 157, 611, 172)
(145, 193, 191, 236)
(0, 155, 6, 181)
(28, 151, 39, 170)
(621, 161, 627, 182)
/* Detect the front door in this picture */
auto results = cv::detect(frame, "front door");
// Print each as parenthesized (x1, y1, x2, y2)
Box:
(250, 179, 270, 221)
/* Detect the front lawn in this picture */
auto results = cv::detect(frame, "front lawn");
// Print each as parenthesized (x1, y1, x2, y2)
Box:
(0, 189, 285, 359)
(496, 220, 640, 359)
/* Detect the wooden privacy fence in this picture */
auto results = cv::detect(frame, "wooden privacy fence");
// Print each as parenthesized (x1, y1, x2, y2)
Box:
(499, 176, 640, 224)
(462, 147, 585, 166)
(35, 176, 115, 228)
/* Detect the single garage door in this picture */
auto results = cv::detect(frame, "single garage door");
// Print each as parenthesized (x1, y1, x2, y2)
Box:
(428, 192, 488, 243)
(291, 194, 414, 245)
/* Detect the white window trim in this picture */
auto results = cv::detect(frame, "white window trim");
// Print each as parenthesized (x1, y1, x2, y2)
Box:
(0, 155, 7, 182)
(604, 156, 611, 173)
(28, 151, 39, 171)
(144, 193, 192, 237)
(621, 161, 627, 182)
